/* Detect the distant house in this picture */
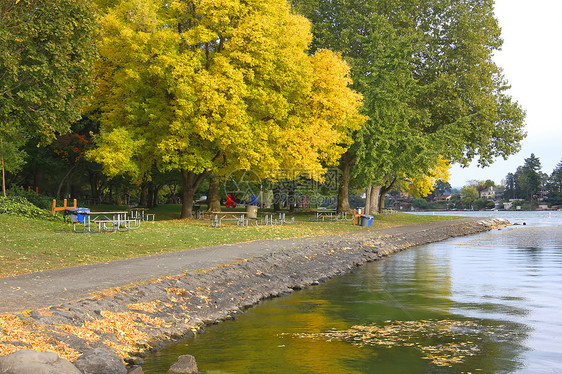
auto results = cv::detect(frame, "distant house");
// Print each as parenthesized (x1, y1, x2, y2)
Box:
(538, 202, 549, 210)
(480, 186, 504, 200)
(534, 190, 549, 202)
(434, 194, 452, 202)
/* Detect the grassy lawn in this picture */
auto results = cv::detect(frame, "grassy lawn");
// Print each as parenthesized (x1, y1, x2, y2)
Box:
(0, 205, 461, 278)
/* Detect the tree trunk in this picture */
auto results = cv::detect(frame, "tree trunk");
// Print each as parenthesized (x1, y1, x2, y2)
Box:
(336, 150, 353, 213)
(288, 181, 296, 212)
(34, 167, 43, 195)
(181, 169, 209, 218)
(1, 158, 4, 197)
(139, 182, 148, 206)
(207, 175, 221, 212)
(147, 182, 156, 208)
(153, 185, 161, 207)
(88, 170, 101, 205)
(1, 145, 5, 198)
(378, 177, 396, 213)
(378, 193, 386, 213)
(365, 183, 372, 215)
(369, 185, 382, 215)
(1, 139, 5, 197)
(56, 165, 77, 199)
(273, 185, 281, 212)
(181, 170, 195, 218)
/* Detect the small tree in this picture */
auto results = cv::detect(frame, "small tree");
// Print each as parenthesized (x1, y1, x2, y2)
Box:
(51, 133, 91, 198)
(0, 130, 26, 197)
(461, 185, 479, 210)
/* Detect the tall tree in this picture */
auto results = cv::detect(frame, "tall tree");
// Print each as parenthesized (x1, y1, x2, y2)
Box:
(504, 172, 516, 200)
(549, 159, 562, 194)
(293, 0, 526, 213)
(516, 153, 542, 201)
(90, 0, 364, 218)
(51, 133, 91, 198)
(547, 159, 562, 205)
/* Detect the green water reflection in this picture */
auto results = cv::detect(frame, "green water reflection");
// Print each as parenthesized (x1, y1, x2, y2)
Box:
(142, 225, 562, 373)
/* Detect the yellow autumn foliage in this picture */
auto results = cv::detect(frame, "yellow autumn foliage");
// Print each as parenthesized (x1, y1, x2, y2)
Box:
(90, 0, 365, 181)
(404, 157, 451, 198)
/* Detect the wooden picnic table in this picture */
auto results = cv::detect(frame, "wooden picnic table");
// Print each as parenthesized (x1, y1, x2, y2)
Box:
(72, 211, 141, 233)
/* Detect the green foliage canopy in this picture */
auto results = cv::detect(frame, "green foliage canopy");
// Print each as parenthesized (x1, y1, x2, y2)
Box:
(0, 0, 97, 143)
(292, 0, 526, 189)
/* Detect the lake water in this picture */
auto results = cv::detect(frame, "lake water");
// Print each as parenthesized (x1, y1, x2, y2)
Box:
(142, 211, 562, 373)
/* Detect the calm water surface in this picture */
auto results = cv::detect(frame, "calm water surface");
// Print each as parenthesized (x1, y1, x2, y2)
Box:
(142, 211, 562, 373)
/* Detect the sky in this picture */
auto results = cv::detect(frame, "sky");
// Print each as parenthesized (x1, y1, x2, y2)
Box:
(448, 0, 562, 188)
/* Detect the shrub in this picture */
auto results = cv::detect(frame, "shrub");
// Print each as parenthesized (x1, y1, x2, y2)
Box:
(6, 186, 54, 210)
(0, 196, 61, 220)
(412, 198, 429, 210)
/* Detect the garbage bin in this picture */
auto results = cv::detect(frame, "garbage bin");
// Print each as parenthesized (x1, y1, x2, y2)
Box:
(65, 208, 78, 222)
(360, 214, 374, 227)
(66, 208, 89, 222)
(246, 205, 258, 219)
(76, 208, 90, 222)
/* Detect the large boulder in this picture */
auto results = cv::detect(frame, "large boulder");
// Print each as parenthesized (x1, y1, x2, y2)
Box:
(72, 348, 127, 374)
(0, 350, 81, 374)
(167, 355, 198, 374)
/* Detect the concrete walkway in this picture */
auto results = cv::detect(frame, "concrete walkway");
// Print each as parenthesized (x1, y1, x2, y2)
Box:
(0, 220, 476, 313)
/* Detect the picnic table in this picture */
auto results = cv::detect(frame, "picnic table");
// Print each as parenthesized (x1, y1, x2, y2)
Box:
(70, 211, 141, 233)
(129, 208, 155, 221)
(310, 209, 353, 222)
(312, 209, 337, 221)
(209, 211, 248, 228)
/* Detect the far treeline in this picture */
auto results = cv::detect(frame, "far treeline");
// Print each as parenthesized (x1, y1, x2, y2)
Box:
(1, 0, 525, 217)
(413, 154, 562, 211)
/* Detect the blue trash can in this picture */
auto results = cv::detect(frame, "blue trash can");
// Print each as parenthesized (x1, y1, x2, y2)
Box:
(66, 208, 89, 222)
(75, 208, 90, 222)
(360, 214, 374, 227)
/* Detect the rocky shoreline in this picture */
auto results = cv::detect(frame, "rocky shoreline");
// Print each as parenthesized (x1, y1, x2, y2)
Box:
(0, 218, 508, 373)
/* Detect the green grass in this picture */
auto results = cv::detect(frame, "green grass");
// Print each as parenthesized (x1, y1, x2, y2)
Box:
(0, 205, 462, 278)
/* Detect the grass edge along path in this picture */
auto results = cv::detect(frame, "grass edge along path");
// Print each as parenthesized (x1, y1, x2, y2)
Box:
(0, 209, 462, 278)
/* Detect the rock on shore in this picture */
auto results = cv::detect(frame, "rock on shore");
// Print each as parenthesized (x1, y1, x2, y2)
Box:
(0, 218, 508, 372)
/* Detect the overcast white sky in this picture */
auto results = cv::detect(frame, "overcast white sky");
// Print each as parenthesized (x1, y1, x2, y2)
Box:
(448, 0, 562, 188)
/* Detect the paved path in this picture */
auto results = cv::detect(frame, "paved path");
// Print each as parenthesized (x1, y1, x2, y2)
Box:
(0, 220, 475, 313)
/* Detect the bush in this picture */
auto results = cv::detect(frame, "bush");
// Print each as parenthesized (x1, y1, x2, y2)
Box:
(412, 198, 429, 210)
(474, 198, 489, 210)
(7, 186, 54, 210)
(0, 196, 61, 220)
